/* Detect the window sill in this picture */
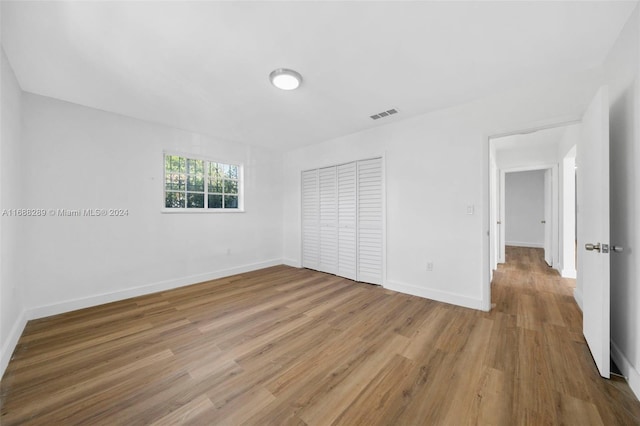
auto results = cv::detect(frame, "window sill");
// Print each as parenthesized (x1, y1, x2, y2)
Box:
(161, 209, 245, 214)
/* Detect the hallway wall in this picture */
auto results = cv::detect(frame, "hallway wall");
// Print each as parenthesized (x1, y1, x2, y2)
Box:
(505, 170, 545, 248)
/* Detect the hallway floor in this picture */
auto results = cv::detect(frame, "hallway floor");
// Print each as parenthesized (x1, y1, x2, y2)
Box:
(491, 245, 640, 424)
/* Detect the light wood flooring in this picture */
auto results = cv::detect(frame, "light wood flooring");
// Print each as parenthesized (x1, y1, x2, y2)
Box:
(1, 247, 639, 425)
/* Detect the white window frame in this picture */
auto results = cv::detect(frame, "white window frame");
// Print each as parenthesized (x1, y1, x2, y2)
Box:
(161, 151, 244, 213)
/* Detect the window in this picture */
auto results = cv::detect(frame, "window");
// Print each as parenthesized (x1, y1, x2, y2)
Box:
(164, 153, 242, 211)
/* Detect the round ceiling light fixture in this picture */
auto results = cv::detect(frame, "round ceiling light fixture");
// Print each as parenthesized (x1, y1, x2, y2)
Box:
(269, 68, 302, 90)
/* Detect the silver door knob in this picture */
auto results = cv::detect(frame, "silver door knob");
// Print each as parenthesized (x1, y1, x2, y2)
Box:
(585, 243, 601, 252)
(612, 245, 624, 253)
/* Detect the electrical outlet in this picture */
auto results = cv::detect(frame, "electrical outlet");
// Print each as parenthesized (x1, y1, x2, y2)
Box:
(427, 262, 433, 272)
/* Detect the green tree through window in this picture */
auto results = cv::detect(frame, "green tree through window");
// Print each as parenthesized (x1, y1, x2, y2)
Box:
(164, 154, 241, 210)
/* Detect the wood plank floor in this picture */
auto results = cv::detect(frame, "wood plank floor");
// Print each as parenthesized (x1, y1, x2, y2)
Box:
(1, 246, 639, 425)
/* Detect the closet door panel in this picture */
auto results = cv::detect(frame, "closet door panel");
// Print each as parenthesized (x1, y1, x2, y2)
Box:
(301, 169, 319, 269)
(357, 158, 383, 285)
(318, 166, 338, 274)
(337, 162, 357, 280)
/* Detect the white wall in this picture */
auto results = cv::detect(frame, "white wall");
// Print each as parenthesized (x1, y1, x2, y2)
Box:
(19, 93, 284, 317)
(495, 140, 560, 169)
(0, 47, 27, 376)
(504, 170, 545, 248)
(558, 123, 581, 159)
(604, 2, 640, 400)
(283, 67, 604, 311)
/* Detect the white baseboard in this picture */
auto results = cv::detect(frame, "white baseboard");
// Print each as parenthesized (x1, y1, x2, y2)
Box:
(0, 308, 28, 380)
(283, 258, 302, 268)
(385, 280, 483, 311)
(505, 241, 544, 248)
(611, 340, 640, 401)
(27, 259, 283, 320)
(561, 268, 577, 279)
(573, 287, 583, 311)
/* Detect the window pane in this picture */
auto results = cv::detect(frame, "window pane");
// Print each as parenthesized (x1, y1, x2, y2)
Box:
(226, 164, 239, 179)
(209, 162, 222, 179)
(167, 155, 178, 172)
(187, 158, 204, 174)
(165, 191, 185, 208)
(187, 176, 204, 192)
(187, 193, 204, 208)
(224, 195, 238, 209)
(165, 173, 185, 191)
(224, 179, 238, 194)
(208, 194, 223, 208)
(208, 178, 223, 193)
(169, 156, 186, 173)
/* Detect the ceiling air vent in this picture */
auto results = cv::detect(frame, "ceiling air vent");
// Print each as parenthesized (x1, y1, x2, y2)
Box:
(370, 108, 399, 120)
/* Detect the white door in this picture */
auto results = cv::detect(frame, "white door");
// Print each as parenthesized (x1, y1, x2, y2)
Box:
(301, 170, 319, 269)
(577, 86, 610, 378)
(543, 169, 552, 266)
(319, 167, 338, 275)
(337, 162, 357, 280)
(357, 158, 383, 285)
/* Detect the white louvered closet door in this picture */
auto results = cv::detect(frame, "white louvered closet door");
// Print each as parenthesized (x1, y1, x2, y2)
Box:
(318, 167, 338, 274)
(337, 162, 357, 280)
(357, 158, 383, 285)
(301, 169, 319, 269)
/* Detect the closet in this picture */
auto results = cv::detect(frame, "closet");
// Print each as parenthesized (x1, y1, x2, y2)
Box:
(301, 157, 383, 285)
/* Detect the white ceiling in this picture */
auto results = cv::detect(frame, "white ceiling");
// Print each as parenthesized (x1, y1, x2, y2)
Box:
(1, 1, 636, 151)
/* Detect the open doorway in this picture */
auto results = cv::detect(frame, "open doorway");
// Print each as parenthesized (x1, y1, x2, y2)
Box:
(495, 164, 558, 271)
(504, 168, 549, 259)
(489, 124, 579, 279)
(486, 87, 612, 379)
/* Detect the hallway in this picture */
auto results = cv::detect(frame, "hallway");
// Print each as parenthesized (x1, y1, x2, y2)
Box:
(491, 246, 640, 424)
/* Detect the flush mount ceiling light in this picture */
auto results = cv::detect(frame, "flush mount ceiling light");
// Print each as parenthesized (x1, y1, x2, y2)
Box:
(269, 68, 302, 90)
